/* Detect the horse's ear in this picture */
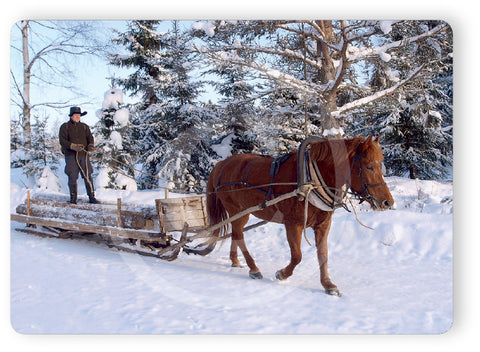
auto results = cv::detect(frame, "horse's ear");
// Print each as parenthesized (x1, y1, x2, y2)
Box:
(374, 135, 380, 143)
(365, 135, 373, 144)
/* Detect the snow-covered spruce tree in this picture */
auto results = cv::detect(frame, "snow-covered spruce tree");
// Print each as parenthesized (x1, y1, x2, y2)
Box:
(109, 20, 170, 189)
(345, 20, 453, 179)
(212, 63, 259, 155)
(111, 21, 211, 192)
(94, 88, 136, 190)
(192, 22, 260, 156)
(10, 118, 27, 168)
(255, 90, 320, 155)
(22, 114, 60, 178)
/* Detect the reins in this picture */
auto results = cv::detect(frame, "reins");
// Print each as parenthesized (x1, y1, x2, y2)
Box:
(88, 151, 298, 195)
(87, 138, 381, 237)
(345, 152, 386, 209)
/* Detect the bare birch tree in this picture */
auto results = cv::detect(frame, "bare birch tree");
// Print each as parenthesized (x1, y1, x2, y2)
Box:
(10, 20, 109, 146)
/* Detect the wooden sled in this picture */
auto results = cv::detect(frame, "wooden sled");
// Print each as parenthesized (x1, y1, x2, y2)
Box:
(11, 186, 301, 261)
(11, 191, 213, 261)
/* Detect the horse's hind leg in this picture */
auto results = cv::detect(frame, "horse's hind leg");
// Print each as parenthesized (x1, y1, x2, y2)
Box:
(229, 239, 242, 267)
(231, 215, 263, 279)
(275, 223, 303, 280)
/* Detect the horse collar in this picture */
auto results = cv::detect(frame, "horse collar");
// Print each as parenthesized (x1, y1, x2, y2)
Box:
(297, 137, 348, 212)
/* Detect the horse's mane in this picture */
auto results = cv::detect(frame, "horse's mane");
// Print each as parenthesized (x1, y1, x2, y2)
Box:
(308, 137, 359, 165)
(308, 137, 384, 165)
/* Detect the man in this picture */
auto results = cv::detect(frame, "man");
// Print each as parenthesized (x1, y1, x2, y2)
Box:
(59, 106, 99, 204)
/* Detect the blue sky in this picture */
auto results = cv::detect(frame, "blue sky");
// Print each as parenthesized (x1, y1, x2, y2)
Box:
(10, 20, 212, 130)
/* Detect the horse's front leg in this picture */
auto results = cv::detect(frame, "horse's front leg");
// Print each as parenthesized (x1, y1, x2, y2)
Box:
(313, 213, 340, 296)
(275, 223, 303, 280)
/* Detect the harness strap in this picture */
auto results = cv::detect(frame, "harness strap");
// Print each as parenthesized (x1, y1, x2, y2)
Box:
(297, 137, 348, 211)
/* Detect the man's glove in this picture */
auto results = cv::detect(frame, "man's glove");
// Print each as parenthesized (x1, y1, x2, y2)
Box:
(70, 143, 84, 152)
(86, 144, 95, 152)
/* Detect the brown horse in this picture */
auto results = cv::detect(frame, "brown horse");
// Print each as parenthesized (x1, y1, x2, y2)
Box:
(206, 136, 394, 295)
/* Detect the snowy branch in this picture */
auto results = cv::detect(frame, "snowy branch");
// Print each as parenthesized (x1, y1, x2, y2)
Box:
(221, 43, 324, 72)
(328, 21, 349, 94)
(347, 23, 448, 63)
(195, 46, 328, 100)
(331, 64, 425, 117)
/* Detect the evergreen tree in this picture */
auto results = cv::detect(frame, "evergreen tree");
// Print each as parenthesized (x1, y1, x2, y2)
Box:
(94, 88, 136, 190)
(23, 114, 60, 177)
(349, 20, 453, 179)
(111, 20, 210, 191)
(10, 118, 26, 168)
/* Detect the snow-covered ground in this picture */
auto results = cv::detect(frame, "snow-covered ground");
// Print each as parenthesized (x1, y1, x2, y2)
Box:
(10, 167, 452, 334)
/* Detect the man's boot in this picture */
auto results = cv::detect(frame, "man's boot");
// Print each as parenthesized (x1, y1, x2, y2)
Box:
(68, 184, 77, 204)
(85, 178, 99, 204)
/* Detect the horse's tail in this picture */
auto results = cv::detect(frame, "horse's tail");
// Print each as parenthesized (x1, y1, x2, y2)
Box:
(206, 166, 229, 239)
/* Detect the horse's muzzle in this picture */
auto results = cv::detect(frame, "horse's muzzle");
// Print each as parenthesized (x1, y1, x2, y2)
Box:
(375, 197, 394, 211)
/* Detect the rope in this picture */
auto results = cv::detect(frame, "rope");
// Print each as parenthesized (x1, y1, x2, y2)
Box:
(75, 149, 94, 194)
(302, 185, 313, 246)
(87, 147, 377, 235)
(347, 198, 375, 231)
(89, 151, 300, 195)
(89, 152, 188, 188)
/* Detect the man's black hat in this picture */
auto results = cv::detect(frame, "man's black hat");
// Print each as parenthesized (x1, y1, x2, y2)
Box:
(68, 106, 87, 117)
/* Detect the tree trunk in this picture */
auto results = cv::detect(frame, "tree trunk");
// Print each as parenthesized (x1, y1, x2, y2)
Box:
(409, 165, 417, 179)
(21, 20, 31, 147)
(315, 20, 341, 136)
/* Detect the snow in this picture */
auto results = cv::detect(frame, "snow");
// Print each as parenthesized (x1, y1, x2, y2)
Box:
(322, 127, 345, 137)
(110, 130, 123, 149)
(192, 21, 216, 37)
(378, 51, 392, 62)
(102, 88, 124, 110)
(379, 21, 395, 35)
(36, 166, 62, 192)
(10, 167, 452, 334)
(96, 167, 111, 189)
(113, 108, 129, 127)
(115, 173, 138, 191)
(211, 133, 234, 159)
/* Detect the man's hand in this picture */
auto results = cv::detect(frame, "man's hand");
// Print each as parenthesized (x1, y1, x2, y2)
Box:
(86, 145, 95, 152)
(70, 143, 84, 152)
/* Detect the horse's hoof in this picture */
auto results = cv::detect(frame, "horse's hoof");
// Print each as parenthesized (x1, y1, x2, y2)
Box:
(249, 271, 263, 280)
(275, 270, 285, 280)
(231, 263, 243, 268)
(325, 288, 341, 297)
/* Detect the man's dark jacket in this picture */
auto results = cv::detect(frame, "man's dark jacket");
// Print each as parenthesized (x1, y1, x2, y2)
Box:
(59, 120, 94, 156)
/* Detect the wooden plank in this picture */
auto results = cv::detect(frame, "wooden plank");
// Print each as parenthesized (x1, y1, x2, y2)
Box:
(27, 190, 31, 216)
(15, 227, 179, 261)
(159, 196, 205, 206)
(117, 198, 122, 227)
(201, 196, 209, 227)
(162, 209, 206, 222)
(163, 218, 207, 232)
(156, 199, 165, 233)
(11, 214, 167, 242)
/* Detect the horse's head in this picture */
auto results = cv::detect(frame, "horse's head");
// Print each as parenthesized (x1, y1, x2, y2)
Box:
(348, 136, 394, 211)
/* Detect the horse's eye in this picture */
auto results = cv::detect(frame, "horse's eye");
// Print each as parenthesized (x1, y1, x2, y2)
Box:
(365, 166, 374, 171)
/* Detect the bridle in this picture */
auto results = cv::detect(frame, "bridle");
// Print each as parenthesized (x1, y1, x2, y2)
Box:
(297, 136, 388, 212)
(346, 152, 386, 209)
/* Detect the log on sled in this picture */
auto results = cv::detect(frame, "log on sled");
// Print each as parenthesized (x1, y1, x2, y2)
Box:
(10, 192, 215, 261)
